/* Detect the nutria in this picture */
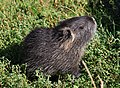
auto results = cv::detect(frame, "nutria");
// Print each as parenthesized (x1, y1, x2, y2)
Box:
(23, 16, 97, 80)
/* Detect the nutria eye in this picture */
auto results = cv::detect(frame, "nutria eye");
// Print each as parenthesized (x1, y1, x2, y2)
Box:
(79, 26, 84, 29)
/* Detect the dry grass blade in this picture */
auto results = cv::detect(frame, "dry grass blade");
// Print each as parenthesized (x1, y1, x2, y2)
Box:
(82, 60, 97, 88)
(98, 75, 104, 88)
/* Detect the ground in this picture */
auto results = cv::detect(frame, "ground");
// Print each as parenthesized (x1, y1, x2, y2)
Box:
(0, 0, 119, 88)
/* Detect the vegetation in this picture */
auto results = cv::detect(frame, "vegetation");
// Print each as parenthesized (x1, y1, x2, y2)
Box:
(0, 0, 119, 88)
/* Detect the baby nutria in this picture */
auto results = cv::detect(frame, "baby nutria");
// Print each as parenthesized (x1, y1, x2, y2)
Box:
(23, 16, 97, 80)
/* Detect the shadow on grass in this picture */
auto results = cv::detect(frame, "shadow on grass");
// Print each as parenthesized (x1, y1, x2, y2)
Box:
(0, 42, 24, 65)
(89, 0, 120, 37)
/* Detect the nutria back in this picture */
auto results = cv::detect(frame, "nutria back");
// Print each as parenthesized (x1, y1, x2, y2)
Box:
(23, 16, 97, 79)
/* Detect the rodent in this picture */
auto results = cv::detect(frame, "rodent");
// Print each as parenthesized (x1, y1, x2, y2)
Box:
(23, 16, 97, 80)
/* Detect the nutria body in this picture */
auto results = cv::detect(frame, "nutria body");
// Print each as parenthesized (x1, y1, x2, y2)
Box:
(23, 16, 97, 79)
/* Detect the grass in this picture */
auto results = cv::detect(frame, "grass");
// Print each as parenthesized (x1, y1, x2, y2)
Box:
(0, 0, 119, 88)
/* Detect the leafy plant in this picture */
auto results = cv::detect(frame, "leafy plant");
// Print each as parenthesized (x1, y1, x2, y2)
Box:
(0, 0, 119, 88)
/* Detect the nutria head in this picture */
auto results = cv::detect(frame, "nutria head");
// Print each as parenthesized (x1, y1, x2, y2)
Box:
(54, 16, 97, 50)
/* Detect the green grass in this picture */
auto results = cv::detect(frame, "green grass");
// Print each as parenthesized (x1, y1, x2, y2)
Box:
(0, 0, 119, 88)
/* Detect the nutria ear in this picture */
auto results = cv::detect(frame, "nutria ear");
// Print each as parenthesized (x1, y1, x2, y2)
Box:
(59, 27, 75, 50)
(60, 27, 75, 42)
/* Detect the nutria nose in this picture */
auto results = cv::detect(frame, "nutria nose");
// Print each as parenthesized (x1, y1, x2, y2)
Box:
(91, 17, 97, 31)
(85, 16, 96, 24)
(91, 17, 97, 25)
